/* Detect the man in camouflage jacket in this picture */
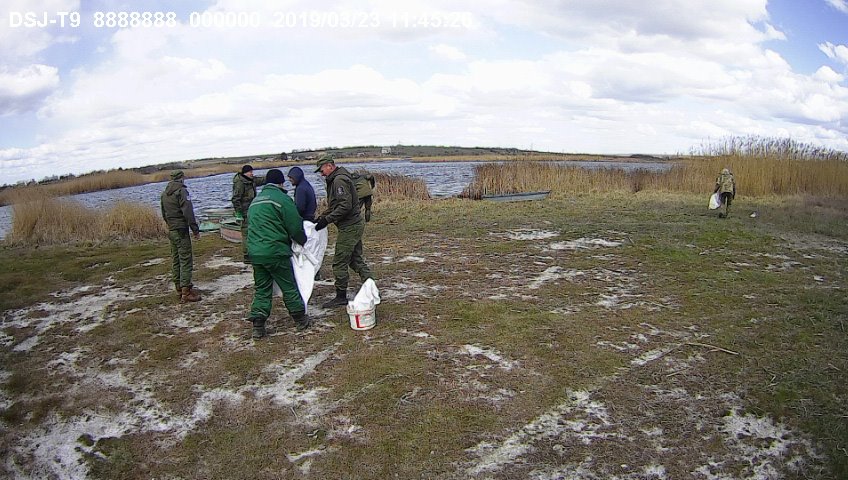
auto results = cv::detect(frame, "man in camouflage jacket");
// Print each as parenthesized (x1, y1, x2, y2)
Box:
(160, 170, 201, 302)
(232, 164, 263, 262)
(314, 155, 373, 308)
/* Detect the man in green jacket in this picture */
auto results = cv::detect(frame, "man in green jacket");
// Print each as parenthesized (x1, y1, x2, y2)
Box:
(246, 169, 311, 338)
(160, 170, 201, 303)
(232, 164, 261, 263)
(314, 155, 373, 308)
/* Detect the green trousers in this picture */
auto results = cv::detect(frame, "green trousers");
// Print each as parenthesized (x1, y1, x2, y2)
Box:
(168, 229, 194, 288)
(333, 220, 373, 291)
(240, 216, 249, 259)
(250, 257, 305, 319)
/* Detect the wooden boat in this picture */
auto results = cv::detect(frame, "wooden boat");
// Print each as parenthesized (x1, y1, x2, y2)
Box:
(200, 207, 235, 221)
(220, 219, 242, 243)
(481, 190, 551, 202)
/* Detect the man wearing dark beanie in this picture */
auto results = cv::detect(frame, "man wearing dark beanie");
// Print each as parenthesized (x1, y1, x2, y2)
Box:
(245, 169, 311, 337)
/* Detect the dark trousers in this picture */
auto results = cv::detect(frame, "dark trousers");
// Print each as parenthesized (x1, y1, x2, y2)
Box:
(720, 192, 733, 216)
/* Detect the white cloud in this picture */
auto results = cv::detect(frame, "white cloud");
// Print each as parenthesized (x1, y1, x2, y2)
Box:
(814, 66, 844, 83)
(429, 44, 467, 61)
(825, 0, 848, 14)
(819, 42, 848, 66)
(0, 65, 60, 115)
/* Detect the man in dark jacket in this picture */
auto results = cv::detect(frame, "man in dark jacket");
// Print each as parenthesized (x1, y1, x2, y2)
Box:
(232, 164, 259, 263)
(287, 166, 317, 222)
(314, 155, 373, 308)
(160, 170, 201, 303)
(246, 169, 311, 338)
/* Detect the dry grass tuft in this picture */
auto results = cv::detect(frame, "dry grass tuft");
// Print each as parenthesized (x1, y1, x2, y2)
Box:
(7, 199, 166, 245)
(370, 172, 431, 201)
(100, 201, 169, 240)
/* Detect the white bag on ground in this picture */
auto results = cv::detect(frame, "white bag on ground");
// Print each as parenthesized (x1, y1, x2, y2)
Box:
(350, 278, 380, 310)
(709, 192, 721, 210)
(273, 221, 328, 311)
(347, 279, 380, 330)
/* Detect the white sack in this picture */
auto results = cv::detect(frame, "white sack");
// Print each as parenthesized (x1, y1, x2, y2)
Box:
(273, 221, 328, 311)
(350, 278, 380, 311)
(708, 192, 721, 210)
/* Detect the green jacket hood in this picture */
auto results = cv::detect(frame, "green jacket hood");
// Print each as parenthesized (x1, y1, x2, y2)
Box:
(165, 179, 183, 196)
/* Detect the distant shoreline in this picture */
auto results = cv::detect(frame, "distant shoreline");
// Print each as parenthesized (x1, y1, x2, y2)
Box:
(0, 147, 677, 206)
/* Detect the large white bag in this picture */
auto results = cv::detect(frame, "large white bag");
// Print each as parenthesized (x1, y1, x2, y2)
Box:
(273, 221, 328, 311)
(709, 192, 721, 210)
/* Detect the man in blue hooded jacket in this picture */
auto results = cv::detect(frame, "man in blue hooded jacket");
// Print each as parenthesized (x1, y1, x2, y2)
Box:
(287, 166, 317, 222)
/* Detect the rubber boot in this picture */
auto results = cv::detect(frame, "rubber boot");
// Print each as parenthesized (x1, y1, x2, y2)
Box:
(252, 317, 266, 339)
(180, 286, 201, 303)
(322, 288, 348, 308)
(175, 284, 182, 300)
(292, 311, 312, 331)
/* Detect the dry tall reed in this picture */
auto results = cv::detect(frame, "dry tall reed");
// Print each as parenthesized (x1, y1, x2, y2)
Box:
(368, 172, 431, 201)
(463, 137, 848, 198)
(461, 162, 649, 199)
(7, 199, 166, 245)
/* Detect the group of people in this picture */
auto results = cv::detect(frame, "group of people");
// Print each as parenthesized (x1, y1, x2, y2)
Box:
(160, 155, 373, 339)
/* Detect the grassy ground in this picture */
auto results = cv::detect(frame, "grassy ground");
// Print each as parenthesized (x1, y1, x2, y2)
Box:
(1, 193, 846, 479)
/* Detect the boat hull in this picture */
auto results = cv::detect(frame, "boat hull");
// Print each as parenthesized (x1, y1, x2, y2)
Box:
(220, 220, 242, 243)
(481, 191, 551, 202)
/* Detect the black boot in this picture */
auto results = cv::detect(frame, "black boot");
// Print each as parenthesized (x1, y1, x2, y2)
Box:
(251, 317, 266, 339)
(292, 311, 312, 331)
(322, 288, 348, 308)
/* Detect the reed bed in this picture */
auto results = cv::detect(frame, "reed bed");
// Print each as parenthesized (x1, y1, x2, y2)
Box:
(369, 172, 431, 201)
(463, 137, 848, 198)
(7, 199, 166, 245)
(460, 162, 650, 199)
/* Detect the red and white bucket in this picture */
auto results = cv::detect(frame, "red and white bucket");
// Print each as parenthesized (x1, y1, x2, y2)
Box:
(346, 304, 376, 331)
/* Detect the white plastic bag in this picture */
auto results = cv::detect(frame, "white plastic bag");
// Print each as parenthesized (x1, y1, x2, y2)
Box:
(273, 221, 328, 311)
(709, 192, 721, 210)
(350, 278, 380, 310)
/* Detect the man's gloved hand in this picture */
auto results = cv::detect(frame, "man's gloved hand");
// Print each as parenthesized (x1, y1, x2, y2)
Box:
(315, 217, 328, 231)
(234, 211, 243, 221)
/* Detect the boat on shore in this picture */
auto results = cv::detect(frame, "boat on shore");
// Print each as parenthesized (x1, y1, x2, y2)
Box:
(481, 191, 551, 202)
(220, 218, 242, 243)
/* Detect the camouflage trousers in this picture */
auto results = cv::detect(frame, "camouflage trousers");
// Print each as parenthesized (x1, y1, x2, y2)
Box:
(168, 229, 194, 288)
(333, 220, 373, 291)
(250, 257, 304, 319)
(240, 216, 249, 259)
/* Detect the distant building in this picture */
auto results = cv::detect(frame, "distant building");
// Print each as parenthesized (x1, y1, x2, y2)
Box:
(381, 146, 392, 155)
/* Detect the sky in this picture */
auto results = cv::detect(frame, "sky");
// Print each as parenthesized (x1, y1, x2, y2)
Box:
(1, 0, 847, 185)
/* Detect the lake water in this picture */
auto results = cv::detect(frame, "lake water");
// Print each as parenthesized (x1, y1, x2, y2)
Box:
(0, 159, 671, 239)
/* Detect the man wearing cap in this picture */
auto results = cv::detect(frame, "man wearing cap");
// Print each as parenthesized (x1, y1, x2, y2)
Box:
(160, 170, 201, 303)
(314, 155, 373, 308)
(246, 168, 311, 338)
(232, 164, 263, 263)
